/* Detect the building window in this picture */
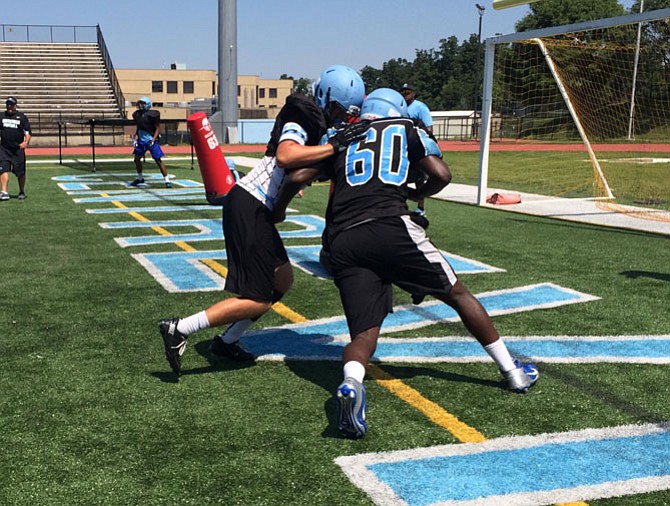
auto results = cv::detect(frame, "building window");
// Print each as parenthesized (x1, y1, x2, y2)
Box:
(183, 81, 194, 94)
(269, 88, 277, 98)
(258, 88, 265, 99)
(237, 85, 241, 97)
(152, 81, 163, 93)
(167, 81, 178, 94)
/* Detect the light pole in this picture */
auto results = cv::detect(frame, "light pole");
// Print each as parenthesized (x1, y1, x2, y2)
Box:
(473, 3, 485, 138)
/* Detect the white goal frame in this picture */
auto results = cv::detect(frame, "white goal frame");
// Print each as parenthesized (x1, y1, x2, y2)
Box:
(477, 7, 670, 206)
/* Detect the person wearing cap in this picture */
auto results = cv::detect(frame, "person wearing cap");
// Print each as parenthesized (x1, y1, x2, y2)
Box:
(400, 84, 434, 216)
(0, 96, 31, 201)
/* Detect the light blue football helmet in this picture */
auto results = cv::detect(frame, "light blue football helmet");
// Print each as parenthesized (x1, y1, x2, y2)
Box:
(138, 96, 152, 110)
(360, 88, 408, 120)
(313, 65, 365, 119)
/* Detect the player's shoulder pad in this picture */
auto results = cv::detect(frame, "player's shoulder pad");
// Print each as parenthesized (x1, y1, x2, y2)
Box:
(284, 93, 323, 121)
(280, 93, 327, 142)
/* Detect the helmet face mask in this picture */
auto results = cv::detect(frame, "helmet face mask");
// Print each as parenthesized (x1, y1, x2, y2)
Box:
(313, 65, 365, 124)
(138, 96, 152, 110)
(360, 88, 408, 120)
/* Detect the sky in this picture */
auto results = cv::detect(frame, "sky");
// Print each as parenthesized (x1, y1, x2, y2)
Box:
(6, 0, 637, 80)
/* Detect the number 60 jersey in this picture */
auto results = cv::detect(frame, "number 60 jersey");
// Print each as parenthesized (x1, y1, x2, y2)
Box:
(322, 117, 442, 233)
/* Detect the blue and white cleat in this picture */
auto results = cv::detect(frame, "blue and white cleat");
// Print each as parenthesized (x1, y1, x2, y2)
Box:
(336, 378, 368, 438)
(503, 359, 539, 393)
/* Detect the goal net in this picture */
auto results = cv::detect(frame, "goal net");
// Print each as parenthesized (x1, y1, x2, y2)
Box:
(478, 9, 670, 218)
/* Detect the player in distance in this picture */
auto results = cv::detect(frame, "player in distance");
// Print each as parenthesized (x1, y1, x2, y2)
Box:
(130, 96, 172, 188)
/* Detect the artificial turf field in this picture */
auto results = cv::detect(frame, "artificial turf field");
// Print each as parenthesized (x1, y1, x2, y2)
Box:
(1, 154, 669, 505)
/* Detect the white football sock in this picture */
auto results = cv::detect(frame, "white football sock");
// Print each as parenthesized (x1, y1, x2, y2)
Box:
(176, 310, 210, 336)
(484, 339, 517, 373)
(343, 361, 366, 383)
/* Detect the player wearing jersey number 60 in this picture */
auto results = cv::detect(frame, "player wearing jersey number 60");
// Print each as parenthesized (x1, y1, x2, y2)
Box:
(276, 88, 539, 438)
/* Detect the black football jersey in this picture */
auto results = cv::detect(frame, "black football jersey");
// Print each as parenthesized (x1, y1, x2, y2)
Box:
(324, 118, 438, 233)
(264, 93, 327, 157)
(132, 109, 161, 134)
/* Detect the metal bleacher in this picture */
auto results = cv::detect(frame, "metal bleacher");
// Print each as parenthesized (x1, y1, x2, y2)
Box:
(0, 24, 126, 146)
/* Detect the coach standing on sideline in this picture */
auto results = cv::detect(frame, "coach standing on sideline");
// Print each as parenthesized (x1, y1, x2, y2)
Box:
(0, 96, 31, 201)
(400, 84, 433, 216)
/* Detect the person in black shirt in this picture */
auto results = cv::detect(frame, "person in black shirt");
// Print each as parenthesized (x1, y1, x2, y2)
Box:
(129, 96, 171, 188)
(278, 88, 539, 438)
(0, 97, 31, 200)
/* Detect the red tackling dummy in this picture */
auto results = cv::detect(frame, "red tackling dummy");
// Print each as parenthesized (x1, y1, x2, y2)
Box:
(486, 192, 522, 205)
(187, 112, 236, 205)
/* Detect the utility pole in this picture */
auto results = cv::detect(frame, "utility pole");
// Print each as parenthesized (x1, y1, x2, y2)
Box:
(211, 0, 238, 143)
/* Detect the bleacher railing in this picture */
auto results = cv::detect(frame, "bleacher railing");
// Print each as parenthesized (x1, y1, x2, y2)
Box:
(96, 25, 126, 119)
(1, 24, 97, 43)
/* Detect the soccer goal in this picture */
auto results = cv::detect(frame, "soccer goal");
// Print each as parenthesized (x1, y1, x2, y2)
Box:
(477, 8, 670, 217)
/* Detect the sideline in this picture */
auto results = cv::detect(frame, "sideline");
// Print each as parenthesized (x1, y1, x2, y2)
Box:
(434, 183, 670, 236)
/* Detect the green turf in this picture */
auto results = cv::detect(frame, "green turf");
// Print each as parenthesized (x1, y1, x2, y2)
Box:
(0, 156, 669, 505)
(445, 150, 670, 209)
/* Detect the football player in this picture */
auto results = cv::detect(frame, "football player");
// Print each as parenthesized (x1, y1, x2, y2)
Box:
(158, 65, 367, 376)
(130, 96, 172, 188)
(281, 88, 539, 438)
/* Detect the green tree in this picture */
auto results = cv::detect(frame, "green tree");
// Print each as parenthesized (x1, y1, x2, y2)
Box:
(515, 0, 625, 31)
(279, 74, 312, 95)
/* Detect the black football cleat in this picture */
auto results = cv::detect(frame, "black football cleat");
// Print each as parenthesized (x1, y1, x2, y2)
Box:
(209, 337, 256, 362)
(158, 318, 187, 375)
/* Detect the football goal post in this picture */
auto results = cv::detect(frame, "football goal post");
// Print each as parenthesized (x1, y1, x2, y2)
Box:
(477, 8, 670, 217)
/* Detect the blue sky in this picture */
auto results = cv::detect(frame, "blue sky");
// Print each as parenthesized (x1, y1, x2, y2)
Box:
(7, 0, 637, 80)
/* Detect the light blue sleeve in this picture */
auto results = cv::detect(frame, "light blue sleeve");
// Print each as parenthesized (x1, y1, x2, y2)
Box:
(416, 101, 433, 127)
(280, 121, 309, 146)
(408, 100, 433, 127)
(418, 129, 441, 157)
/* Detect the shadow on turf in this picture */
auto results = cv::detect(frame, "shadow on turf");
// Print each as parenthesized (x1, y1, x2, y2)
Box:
(506, 215, 665, 239)
(286, 360, 502, 439)
(150, 339, 257, 383)
(621, 270, 670, 283)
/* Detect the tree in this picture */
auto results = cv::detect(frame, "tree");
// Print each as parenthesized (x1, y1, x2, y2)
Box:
(515, 0, 625, 31)
(279, 74, 312, 95)
(293, 77, 312, 95)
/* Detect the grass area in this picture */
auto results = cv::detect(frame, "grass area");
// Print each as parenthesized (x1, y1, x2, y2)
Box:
(0, 156, 669, 505)
(443, 150, 670, 209)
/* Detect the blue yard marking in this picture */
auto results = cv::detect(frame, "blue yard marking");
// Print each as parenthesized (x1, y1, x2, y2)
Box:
(70, 188, 204, 196)
(241, 283, 599, 360)
(75, 194, 205, 203)
(86, 205, 217, 214)
(336, 423, 670, 506)
(131, 244, 508, 292)
(132, 250, 228, 292)
(105, 215, 326, 246)
(503, 336, 670, 362)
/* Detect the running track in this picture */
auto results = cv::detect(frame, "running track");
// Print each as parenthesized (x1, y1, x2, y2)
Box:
(28, 140, 670, 157)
